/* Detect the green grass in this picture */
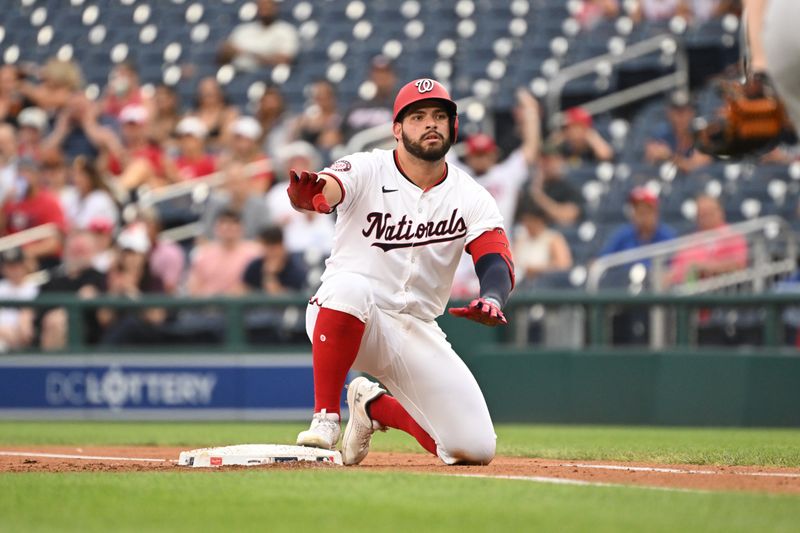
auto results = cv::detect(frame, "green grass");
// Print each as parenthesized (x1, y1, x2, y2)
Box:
(2, 470, 800, 533)
(2, 422, 800, 467)
(2, 422, 800, 532)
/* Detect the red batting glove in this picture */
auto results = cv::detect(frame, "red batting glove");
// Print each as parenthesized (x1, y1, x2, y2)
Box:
(448, 297, 508, 327)
(286, 169, 332, 213)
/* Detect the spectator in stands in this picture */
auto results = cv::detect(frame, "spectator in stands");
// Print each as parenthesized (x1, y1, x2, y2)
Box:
(457, 89, 541, 228)
(513, 205, 573, 284)
(98, 224, 168, 345)
(644, 90, 711, 173)
(88, 217, 116, 273)
(186, 77, 239, 150)
(241, 225, 308, 295)
(148, 84, 182, 147)
(265, 141, 335, 260)
(292, 80, 343, 154)
(0, 124, 17, 206)
(631, 0, 738, 25)
(1, 157, 66, 270)
(0, 247, 37, 351)
(219, 116, 274, 194)
(0, 64, 30, 126)
(101, 62, 149, 120)
(241, 225, 308, 344)
(20, 58, 83, 117)
(515, 143, 585, 227)
(342, 55, 398, 141)
(200, 161, 270, 241)
(256, 85, 294, 158)
(39, 148, 78, 221)
(43, 90, 119, 163)
(599, 187, 677, 256)
(16, 106, 49, 161)
(36, 230, 106, 350)
(577, 0, 620, 30)
(70, 155, 119, 232)
(27, 60, 114, 163)
(669, 194, 748, 284)
(105, 104, 167, 197)
(186, 208, 262, 297)
(217, 0, 299, 72)
(173, 117, 216, 181)
(139, 207, 185, 295)
(548, 107, 614, 165)
(40, 150, 78, 217)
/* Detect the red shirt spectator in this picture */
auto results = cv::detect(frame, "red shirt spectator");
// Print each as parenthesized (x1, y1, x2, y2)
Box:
(173, 116, 216, 181)
(3, 188, 65, 234)
(219, 116, 274, 193)
(176, 155, 216, 181)
(186, 209, 262, 296)
(2, 158, 66, 269)
(670, 195, 748, 285)
(101, 62, 148, 120)
(105, 104, 167, 194)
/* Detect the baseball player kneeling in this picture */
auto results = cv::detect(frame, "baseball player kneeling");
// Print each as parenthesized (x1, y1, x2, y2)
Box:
(289, 79, 514, 466)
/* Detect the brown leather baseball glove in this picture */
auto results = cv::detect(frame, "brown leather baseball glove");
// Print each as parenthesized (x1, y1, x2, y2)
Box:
(694, 73, 793, 158)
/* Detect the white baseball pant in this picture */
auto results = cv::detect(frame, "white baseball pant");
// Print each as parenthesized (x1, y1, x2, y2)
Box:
(306, 271, 497, 465)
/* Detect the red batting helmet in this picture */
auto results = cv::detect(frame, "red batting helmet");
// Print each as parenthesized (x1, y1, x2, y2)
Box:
(393, 78, 458, 140)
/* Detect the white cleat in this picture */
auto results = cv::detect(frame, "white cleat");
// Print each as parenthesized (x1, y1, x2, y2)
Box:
(296, 409, 341, 449)
(342, 377, 386, 466)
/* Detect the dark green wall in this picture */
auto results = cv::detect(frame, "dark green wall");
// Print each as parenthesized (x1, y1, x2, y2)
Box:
(461, 347, 800, 427)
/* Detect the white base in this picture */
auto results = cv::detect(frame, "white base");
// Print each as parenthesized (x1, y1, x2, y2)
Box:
(178, 444, 343, 467)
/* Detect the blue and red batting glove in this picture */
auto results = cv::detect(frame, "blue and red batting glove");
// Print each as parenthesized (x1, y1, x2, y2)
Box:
(449, 297, 508, 327)
(287, 169, 332, 213)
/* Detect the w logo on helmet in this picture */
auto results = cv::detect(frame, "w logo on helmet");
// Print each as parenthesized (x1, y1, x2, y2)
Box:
(415, 79, 435, 94)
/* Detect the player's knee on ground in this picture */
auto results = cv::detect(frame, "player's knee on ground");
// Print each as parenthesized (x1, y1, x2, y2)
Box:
(437, 424, 496, 466)
(316, 272, 374, 322)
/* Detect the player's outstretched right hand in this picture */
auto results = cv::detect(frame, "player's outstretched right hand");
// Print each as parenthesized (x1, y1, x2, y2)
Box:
(449, 298, 508, 327)
(287, 169, 332, 213)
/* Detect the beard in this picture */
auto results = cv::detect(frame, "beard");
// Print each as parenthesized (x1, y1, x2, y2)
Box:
(260, 15, 277, 25)
(401, 130, 451, 162)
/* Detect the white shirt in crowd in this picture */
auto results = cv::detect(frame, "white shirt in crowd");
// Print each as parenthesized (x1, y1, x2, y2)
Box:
(513, 227, 558, 276)
(640, 0, 721, 23)
(463, 149, 530, 230)
(0, 278, 38, 329)
(229, 21, 299, 72)
(265, 182, 335, 259)
(70, 190, 119, 231)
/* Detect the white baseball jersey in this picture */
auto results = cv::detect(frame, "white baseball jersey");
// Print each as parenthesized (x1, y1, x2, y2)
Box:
(317, 148, 504, 321)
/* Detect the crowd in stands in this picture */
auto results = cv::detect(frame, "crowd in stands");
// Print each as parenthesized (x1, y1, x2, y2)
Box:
(0, 0, 795, 350)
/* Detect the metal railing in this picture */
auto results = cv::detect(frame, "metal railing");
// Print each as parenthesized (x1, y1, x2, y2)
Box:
(136, 159, 273, 209)
(587, 216, 798, 293)
(2, 291, 798, 353)
(506, 291, 800, 349)
(586, 216, 798, 348)
(0, 223, 60, 253)
(545, 33, 689, 129)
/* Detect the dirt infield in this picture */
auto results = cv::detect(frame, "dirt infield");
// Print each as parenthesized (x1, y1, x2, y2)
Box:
(2, 446, 799, 494)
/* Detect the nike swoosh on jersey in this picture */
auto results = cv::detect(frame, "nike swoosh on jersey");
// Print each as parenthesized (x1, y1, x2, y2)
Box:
(381, 186, 398, 193)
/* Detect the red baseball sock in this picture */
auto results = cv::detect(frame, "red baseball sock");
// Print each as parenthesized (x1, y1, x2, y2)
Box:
(369, 394, 437, 456)
(312, 308, 366, 415)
